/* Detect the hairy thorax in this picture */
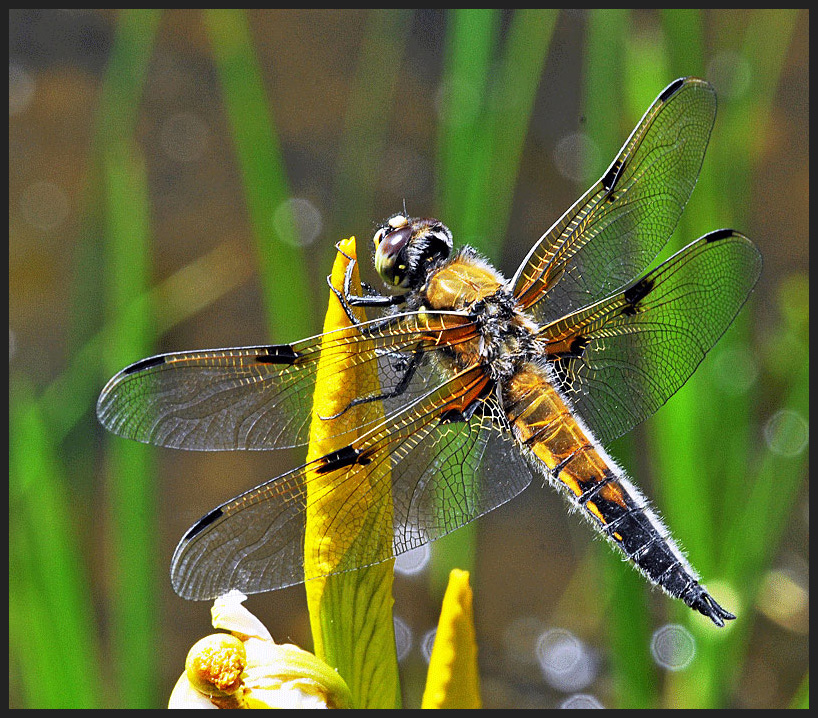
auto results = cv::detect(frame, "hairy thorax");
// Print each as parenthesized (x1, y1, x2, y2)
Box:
(422, 249, 544, 383)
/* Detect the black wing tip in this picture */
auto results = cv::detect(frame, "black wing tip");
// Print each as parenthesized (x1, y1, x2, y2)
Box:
(659, 76, 713, 102)
(171, 508, 226, 600)
(703, 227, 740, 243)
(97, 355, 167, 425)
(700, 229, 761, 276)
(182, 507, 224, 542)
(122, 354, 167, 375)
(659, 77, 688, 101)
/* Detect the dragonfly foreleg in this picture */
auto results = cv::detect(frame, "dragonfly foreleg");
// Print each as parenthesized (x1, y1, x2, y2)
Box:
(317, 344, 424, 421)
(325, 256, 405, 327)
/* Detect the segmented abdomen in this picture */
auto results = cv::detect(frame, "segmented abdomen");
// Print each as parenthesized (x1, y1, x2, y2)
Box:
(502, 364, 705, 607)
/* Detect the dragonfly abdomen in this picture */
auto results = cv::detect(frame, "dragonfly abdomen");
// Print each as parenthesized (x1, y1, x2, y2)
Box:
(503, 364, 734, 626)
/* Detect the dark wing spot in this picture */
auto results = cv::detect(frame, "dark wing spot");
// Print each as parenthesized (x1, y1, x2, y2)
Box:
(255, 344, 300, 364)
(439, 408, 467, 425)
(548, 334, 588, 361)
(601, 158, 624, 192)
(549, 343, 586, 393)
(546, 335, 588, 388)
(315, 445, 371, 475)
(568, 335, 589, 358)
(622, 277, 655, 316)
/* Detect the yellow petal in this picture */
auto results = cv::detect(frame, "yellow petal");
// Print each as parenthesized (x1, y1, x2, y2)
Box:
(303, 237, 401, 708)
(422, 569, 481, 709)
(304, 236, 392, 581)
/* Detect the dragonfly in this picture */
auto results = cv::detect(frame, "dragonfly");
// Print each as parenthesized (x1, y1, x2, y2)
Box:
(97, 77, 761, 626)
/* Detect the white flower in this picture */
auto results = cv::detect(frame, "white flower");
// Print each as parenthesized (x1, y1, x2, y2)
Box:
(169, 591, 351, 709)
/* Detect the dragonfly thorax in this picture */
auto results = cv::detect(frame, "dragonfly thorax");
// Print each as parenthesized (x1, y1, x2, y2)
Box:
(470, 289, 544, 383)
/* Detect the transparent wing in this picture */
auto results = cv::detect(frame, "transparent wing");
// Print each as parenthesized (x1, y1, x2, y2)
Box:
(540, 230, 761, 444)
(96, 310, 476, 451)
(512, 77, 717, 325)
(170, 367, 533, 599)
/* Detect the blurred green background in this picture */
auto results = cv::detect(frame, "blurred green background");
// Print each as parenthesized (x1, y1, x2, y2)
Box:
(9, 9, 808, 709)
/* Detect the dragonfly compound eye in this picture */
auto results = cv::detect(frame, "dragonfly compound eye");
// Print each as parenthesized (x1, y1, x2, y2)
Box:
(374, 223, 414, 291)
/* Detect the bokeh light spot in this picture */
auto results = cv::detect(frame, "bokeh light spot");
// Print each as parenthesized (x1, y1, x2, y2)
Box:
(650, 624, 695, 671)
(764, 409, 808, 457)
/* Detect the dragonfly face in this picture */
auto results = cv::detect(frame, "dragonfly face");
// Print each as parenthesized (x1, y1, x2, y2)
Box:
(372, 214, 453, 293)
(97, 77, 761, 627)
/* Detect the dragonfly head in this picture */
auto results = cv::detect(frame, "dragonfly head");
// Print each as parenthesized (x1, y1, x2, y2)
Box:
(373, 214, 453, 293)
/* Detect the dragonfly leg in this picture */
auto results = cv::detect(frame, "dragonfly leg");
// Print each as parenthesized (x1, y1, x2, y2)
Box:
(317, 344, 424, 421)
(325, 259, 405, 327)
